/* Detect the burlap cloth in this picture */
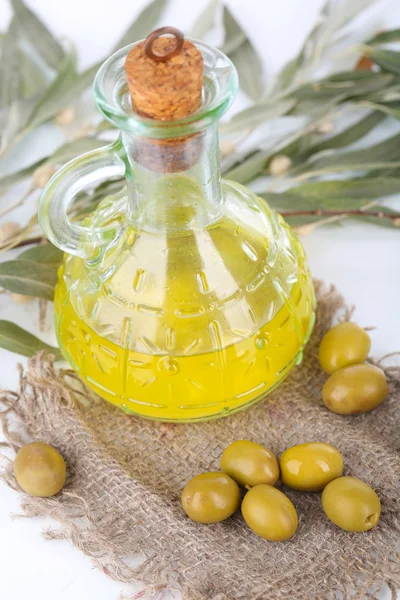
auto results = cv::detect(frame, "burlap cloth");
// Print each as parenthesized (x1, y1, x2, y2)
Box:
(0, 281, 399, 600)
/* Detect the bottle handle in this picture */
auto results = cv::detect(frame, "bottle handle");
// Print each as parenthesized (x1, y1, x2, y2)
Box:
(39, 140, 126, 259)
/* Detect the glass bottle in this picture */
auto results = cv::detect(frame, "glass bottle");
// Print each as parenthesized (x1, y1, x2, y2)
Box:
(39, 38, 315, 422)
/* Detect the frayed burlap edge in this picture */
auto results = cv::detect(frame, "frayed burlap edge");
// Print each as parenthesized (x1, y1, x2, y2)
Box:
(0, 280, 399, 600)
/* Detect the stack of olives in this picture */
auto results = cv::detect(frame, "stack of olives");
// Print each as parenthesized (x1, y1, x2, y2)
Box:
(182, 321, 387, 539)
(319, 322, 389, 415)
(181, 440, 381, 539)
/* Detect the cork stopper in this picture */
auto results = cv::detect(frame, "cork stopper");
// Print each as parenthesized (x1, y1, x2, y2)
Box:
(124, 27, 204, 121)
(124, 27, 204, 173)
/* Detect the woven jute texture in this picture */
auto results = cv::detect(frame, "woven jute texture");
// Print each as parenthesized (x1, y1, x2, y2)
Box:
(1, 281, 399, 600)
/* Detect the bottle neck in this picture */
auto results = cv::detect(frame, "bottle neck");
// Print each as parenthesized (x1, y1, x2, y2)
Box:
(121, 123, 223, 233)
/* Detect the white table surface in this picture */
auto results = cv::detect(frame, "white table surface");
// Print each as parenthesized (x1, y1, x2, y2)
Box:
(1, 0, 400, 598)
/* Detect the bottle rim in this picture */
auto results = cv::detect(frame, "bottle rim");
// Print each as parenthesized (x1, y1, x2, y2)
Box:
(93, 39, 238, 139)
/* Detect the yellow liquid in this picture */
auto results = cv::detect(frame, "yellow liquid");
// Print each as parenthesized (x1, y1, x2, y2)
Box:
(55, 211, 315, 422)
(56, 283, 314, 421)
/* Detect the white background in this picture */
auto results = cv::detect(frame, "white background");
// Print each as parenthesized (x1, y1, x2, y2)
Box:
(0, 0, 400, 599)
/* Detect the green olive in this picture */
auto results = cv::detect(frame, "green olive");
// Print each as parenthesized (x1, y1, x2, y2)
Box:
(14, 442, 66, 497)
(241, 484, 298, 541)
(220, 440, 279, 488)
(319, 322, 371, 374)
(181, 472, 241, 524)
(280, 442, 343, 492)
(322, 476, 381, 532)
(322, 363, 388, 415)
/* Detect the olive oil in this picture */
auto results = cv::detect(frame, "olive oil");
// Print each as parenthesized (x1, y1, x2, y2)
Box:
(54, 214, 315, 422)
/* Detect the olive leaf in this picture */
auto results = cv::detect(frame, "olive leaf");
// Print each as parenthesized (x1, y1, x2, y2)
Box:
(25, 50, 77, 129)
(369, 48, 400, 77)
(272, 9, 330, 93)
(0, 158, 46, 194)
(0, 320, 61, 359)
(189, 0, 219, 39)
(18, 243, 64, 268)
(281, 214, 327, 228)
(288, 72, 392, 119)
(273, 0, 372, 92)
(0, 18, 21, 110)
(366, 29, 400, 46)
(299, 160, 400, 180)
(285, 178, 400, 201)
(261, 192, 368, 212)
(10, 0, 65, 69)
(273, 0, 379, 94)
(25, 59, 102, 128)
(49, 136, 109, 165)
(306, 111, 385, 155)
(366, 83, 400, 103)
(19, 48, 49, 97)
(273, 36, 315, 92)
(222, 6, 264, 101)
(224, 150, 270, 184)
(0, 137, 107, 196)
(274, 57, 302, 94)
(220, 100, 295, 134)
(292, 71, 393, 102)
(281, 210, 400, 229)
(227, 41, 265, 102)
(260, 179, 400, 219)
(313, 0, 378, 59)
(113, 0, 169, 51)
(220, 5, 246, 55)
(223, 100, 338, 183)
(53, 60, 101, 109)
(328, 0, 378, 31)
(358, 100, 400, 120)
(224, 124, 309, 183)
(300, 132, 400, 175)
(220, 115, 307, 175)
(0, 260, 58, 301)
(0, 93, 40, 154)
